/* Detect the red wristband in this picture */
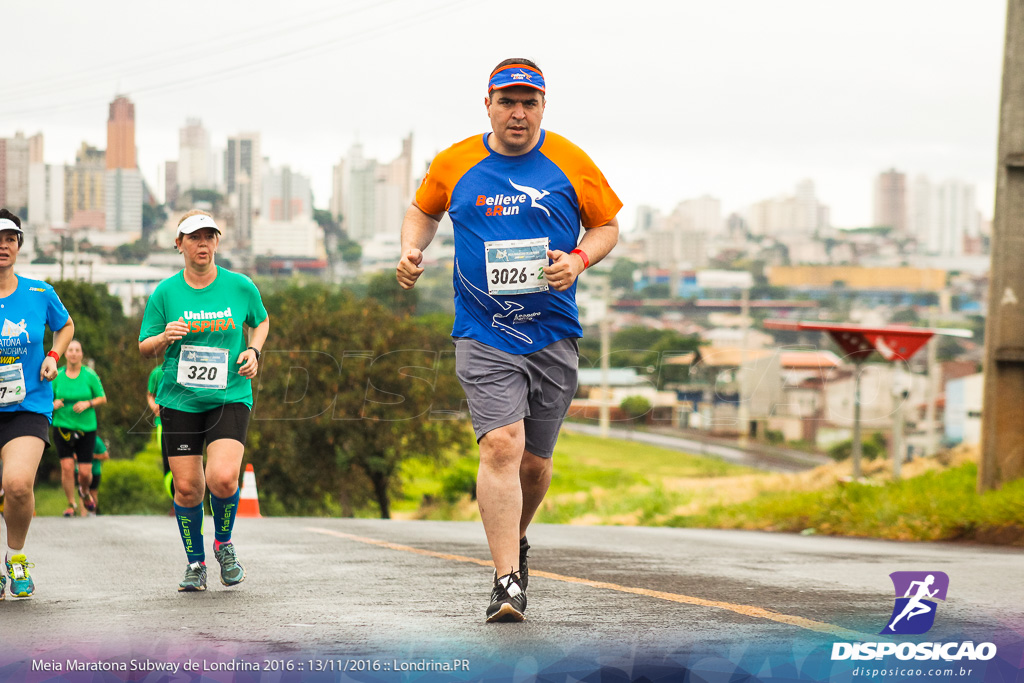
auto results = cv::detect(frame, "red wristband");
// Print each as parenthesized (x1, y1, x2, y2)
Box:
(571, 248, 590, 270)
(46, 351, 59, 361)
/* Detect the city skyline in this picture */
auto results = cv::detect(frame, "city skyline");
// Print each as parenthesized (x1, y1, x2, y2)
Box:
(2, 0, 1005, 231)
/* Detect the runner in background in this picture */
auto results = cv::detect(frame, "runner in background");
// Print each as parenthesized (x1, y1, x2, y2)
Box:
(51, 340, 106, 516)
(74, 436, 109, 516)
(146, 365, 174, 500)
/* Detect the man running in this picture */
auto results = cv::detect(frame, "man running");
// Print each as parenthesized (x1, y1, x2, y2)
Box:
(396, 58, 620, 622)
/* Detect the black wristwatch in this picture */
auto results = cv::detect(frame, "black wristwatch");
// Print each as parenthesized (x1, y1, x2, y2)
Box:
(248, 346, 261, 361)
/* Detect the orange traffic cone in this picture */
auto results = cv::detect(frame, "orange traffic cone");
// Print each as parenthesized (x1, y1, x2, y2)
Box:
(238, 464, 262, 518)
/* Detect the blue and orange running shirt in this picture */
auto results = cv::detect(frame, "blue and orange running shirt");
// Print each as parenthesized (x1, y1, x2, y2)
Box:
(416, 130, 621, 355)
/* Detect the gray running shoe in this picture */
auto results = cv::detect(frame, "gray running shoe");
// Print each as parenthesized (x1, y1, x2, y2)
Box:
(178, 562, 207, 592)
(213, 542, 246, 586)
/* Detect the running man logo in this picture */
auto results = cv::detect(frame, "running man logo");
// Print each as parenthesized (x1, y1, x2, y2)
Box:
(1, 319, 29, 342)
(881, 571, 949, 635)
(510, 70, 533, 81)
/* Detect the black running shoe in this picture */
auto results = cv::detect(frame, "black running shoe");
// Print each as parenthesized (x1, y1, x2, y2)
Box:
(486, 570, 526, 623)
(519, 536, 530, 589)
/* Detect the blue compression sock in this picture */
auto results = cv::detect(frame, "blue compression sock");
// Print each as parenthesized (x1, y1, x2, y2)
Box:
(210, 489, 240, 544)
(173, 502, 205, 563)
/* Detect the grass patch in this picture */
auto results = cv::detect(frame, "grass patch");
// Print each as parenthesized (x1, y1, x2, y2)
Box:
(398, 428, 756, 525)
(672, 462, 1024, 544)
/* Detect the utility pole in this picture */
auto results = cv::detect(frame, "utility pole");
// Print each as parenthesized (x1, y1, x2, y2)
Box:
(981, 0, 1024, 490)
(599, 278, 611, 438)
(736, 285, 751, 446)
(922, 313, 940, 457)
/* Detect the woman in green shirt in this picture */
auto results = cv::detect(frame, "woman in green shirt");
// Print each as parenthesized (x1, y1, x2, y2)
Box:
(139, 210, 269, 593)
(52, 340, 107, 517)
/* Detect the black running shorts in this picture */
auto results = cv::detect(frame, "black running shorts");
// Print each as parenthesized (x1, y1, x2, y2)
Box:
(160, 403, 251, 457)
(455, 337, 578, 459)
(53, 428, 97, 463)
(0, 412, 50, 450)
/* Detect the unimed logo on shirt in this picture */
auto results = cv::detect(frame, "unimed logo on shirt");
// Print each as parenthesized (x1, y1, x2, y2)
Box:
(183, 307, 236, 333)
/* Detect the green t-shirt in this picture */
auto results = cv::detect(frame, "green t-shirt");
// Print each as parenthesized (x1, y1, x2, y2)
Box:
(139, 267, 268, 413)
(52, 366, 105, 432)
(147, 366, 164, 426)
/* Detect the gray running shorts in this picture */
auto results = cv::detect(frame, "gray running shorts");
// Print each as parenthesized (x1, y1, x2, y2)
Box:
(455, 337, 579, 459)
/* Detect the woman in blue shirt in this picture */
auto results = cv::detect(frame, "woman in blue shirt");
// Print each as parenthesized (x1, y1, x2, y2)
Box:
(0, 209, 75, 600)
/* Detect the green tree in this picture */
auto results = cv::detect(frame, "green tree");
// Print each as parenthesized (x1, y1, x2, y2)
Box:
(313, 208, 342, 237)
(827, 432, 887, 462)
(609, 258, 638, 291)
(182, 189, 225, 209)
(640, 283, 671, 299)
(142, 203, 168, 235)
(339, 239, 362, 265)
(620, 395, 652, 425)
(367, 271, 418, 317)
(249, 285, 471, 518)
(45, 282, 154, 459)
(114, 238, 152, 264)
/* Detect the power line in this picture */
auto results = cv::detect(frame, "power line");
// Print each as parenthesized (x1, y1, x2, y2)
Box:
(1, 0, 395, 100)
(0, 0, 470, 120)
(1, 0, 405, 102)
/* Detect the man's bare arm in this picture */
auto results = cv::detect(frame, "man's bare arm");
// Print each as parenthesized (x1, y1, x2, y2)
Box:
(396, 202, 443, 290)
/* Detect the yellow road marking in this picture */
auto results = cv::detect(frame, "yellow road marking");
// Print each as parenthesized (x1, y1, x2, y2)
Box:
(305, 527, 866, 639)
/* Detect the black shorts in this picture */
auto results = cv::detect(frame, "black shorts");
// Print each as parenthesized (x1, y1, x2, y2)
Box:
(90, 473, 101, 490)
(161, 403, 251, 457)
(53, 428, 97, 463)
(0, 412, 50, 451)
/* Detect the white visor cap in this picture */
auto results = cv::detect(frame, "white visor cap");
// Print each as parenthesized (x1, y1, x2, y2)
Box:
(177, 214, 221, 236)
(0, 218, 24, 234)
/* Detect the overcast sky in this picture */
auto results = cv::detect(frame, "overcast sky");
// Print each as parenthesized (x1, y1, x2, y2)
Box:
(2, 0, 1007, 232)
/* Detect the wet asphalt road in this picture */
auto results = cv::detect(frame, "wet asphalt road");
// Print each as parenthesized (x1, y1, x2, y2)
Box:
(1, 517, 1021, 675)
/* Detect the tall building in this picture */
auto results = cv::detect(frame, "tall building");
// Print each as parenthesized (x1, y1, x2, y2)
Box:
(28, 162, 66, 228)
(331, 134, 414, 243)
(1, 132, 31, 212)
(874, 168, 907, 233)
(66, 143, 106, 229)
(225, 133, 261, 207)
(329, 159, 346, 222)
(669, 195, 723, 235)
(165, 161, 179, 209)
(634, 205, 661, 234)
(178, 118, 215, 195)
(104, 95, 142, 233)
(105, 168, 143, 233)
(909, 176, 980, 257)
(253, 164, 321, 258)
(746, 180, 828, 237)
(263, 165, 312, 221)
(106, 96, 136, 170)
(28, 133, 44, 165)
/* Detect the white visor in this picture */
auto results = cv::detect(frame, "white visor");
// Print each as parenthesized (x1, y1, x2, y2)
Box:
(0, 218, 23, 233)
(177, 214, 221, 235)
